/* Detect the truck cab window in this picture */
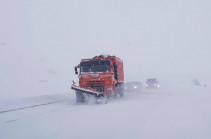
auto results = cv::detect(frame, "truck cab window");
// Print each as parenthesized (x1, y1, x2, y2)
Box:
(114, 64, 118, 80)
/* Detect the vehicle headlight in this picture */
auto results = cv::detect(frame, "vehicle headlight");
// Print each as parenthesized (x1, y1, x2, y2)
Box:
(107, 87, 112, 91)
(134, 86, 137, 89)
(107, 75, 112, 77)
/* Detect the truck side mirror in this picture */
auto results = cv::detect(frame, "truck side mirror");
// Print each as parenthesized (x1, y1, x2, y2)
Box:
(74, 67, 78, 74)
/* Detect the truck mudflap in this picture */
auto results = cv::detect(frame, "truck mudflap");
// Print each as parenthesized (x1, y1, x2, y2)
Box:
(71, 84, 103, 96)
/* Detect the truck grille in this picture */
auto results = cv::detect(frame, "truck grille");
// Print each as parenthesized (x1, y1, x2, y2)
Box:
(85, 81, 105, 88)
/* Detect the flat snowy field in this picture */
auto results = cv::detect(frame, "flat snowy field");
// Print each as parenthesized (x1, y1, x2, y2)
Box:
(0, 84, 211, 139)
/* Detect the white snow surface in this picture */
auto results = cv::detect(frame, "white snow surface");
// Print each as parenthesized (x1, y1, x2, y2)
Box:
(1, 84, 211, 139)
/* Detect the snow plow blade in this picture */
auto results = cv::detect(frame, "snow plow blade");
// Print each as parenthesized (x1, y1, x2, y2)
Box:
(71, 84, 103, 96)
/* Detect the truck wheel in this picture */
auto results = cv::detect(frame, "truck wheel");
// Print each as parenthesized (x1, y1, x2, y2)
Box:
(96, 95, 108, 104)
(119, 83, 125, 98)
(119, 91, 124, 97)
(115, 83, 124, 98)
(75, 91, 85, 103)
(115, 84, 120, 97)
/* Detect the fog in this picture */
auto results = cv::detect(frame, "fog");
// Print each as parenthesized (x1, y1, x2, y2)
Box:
(0, 0, 211, 99)
(1, 1, 211, 139)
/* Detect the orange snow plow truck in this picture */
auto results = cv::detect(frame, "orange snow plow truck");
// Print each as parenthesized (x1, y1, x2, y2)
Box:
(71, 55, 124, 104)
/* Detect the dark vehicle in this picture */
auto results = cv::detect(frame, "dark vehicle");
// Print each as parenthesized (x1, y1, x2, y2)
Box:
(125, 82, 143, 93)
(145, 78, 159, 89)
(192, 79, 200, 86)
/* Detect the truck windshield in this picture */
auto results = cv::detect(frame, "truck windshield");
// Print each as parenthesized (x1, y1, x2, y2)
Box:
(80, 60, 110, 73)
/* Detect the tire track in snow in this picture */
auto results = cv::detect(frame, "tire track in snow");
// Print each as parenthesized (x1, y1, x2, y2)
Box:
(0, 100, 66, 114)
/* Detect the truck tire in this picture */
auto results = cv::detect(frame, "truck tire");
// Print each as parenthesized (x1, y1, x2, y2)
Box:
(75, 91, 85, 103)
(115, 83, 124, 98)
(96, 95, 108, 104)
(119, 83, 125, 98)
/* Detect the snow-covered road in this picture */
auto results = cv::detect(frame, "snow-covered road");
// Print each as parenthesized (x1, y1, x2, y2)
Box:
(1, 85, 211, 139)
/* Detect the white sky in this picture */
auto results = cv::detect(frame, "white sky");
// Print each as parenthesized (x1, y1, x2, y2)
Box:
(0, 0, 211, 98)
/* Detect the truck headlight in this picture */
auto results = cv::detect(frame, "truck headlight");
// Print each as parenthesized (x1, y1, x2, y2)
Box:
(107, 75, 112, 77)
(107, 87, 112, 91)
